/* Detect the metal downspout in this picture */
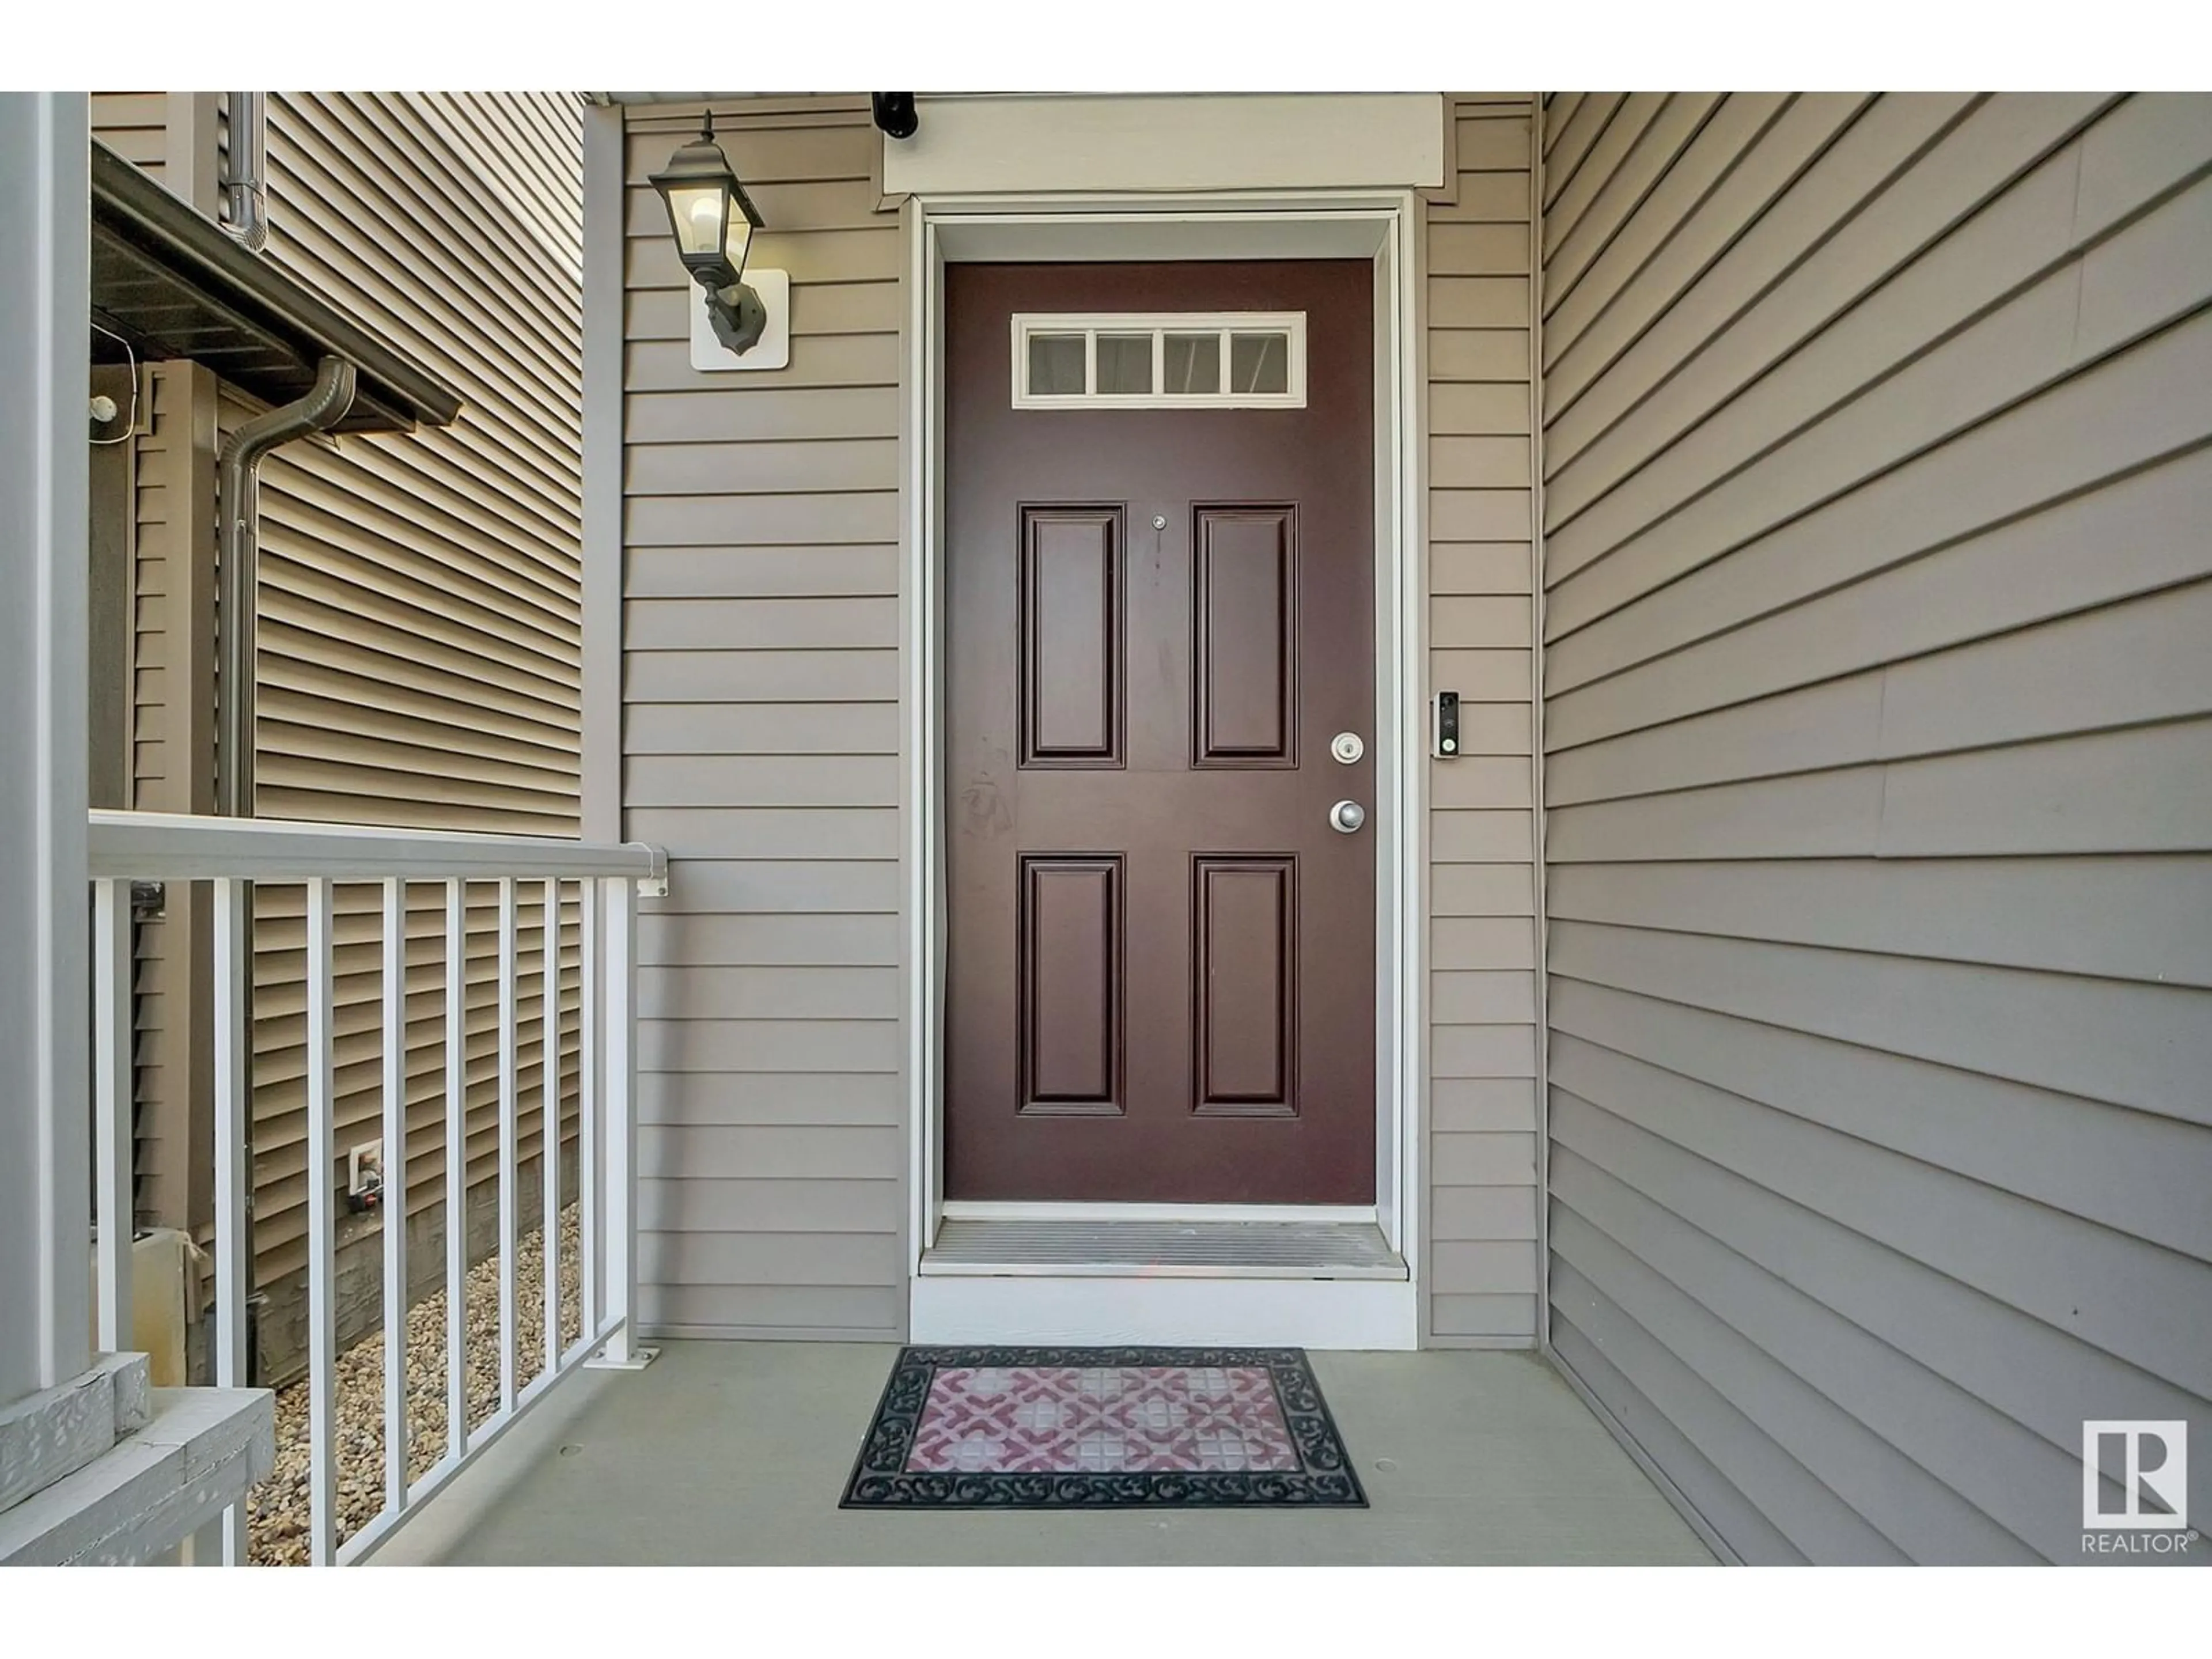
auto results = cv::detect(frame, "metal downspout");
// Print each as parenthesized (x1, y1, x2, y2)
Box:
(214, 354, 355, 1378)
(222, 91, 269, 252)
(218, 355, 353, 815)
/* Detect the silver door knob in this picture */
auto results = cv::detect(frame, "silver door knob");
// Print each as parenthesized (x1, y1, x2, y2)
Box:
(1330, 800, 1366, 834)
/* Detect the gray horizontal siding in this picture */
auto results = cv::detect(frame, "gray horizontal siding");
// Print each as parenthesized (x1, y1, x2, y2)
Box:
(1539, 91, 2212, 1563)
(1425, 95, 1541, 1346)
(613, 97, 905, 1342)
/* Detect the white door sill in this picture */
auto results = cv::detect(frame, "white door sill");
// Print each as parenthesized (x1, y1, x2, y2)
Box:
(921, 1217, 1406, 1280)
(910, 1275, 1417, 1349)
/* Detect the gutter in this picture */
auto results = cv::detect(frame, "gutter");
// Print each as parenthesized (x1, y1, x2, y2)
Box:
(90, 141, 459, 433)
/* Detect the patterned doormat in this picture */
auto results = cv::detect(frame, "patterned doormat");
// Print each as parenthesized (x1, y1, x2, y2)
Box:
(840, 1346, 1367, 1509)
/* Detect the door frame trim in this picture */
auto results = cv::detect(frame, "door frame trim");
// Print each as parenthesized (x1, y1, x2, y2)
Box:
(902, 191, 1426, 1349)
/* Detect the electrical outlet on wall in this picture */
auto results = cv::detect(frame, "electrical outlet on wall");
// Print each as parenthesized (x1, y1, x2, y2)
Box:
(347, 1142, 384, 1213)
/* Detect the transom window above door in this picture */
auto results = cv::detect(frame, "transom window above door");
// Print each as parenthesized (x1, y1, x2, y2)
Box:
(1012, 313, 1307, 408)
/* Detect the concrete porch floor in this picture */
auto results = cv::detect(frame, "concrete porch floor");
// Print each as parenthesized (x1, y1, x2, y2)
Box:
(370, 1340, 1714, 1565)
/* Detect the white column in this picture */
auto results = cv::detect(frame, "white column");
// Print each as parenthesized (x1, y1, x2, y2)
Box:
(0, 92, 92, 1411)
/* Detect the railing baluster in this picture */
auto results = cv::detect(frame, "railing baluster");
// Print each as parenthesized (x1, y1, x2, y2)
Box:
(442, 880, 467, 1465)
(93, 878, 132, 1354)
(305, 877, 337, 1567)
(601, 874, 638, 1364)
(542, 877, 560, 1376)
(380, 877, 407, 1518)
(497, 876, 518, 1414)
(213, 877, 249, 1563)
(578, 878, 599, 1346)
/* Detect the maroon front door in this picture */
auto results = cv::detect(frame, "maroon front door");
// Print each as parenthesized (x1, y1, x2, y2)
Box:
(944, 261, 1376, 1204)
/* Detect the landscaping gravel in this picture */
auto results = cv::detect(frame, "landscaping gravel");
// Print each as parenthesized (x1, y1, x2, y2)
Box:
(248, 1202, 583, 1565)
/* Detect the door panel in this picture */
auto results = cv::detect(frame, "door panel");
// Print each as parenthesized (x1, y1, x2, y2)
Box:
(1192, 854, 1299, 1116)
(945, 260, 1376, 1204)
(1020, 508, 1124, 767)
(1194, 507, 1298, 767)
(1018, 854, 1123, 1116)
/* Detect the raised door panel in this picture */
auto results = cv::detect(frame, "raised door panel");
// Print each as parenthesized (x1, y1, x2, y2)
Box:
(1018, 854, 1124, 1115)
(1021, 506, 1124, 768)
(1193, 506, 1297, 767)
(1193, 855, 1299, 1117)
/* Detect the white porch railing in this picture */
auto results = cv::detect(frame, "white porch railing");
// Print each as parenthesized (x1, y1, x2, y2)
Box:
(86, 810, 664, 1566)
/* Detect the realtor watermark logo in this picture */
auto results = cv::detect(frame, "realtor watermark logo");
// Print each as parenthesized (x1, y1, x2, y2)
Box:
(2082, 1421, 2194, 1556)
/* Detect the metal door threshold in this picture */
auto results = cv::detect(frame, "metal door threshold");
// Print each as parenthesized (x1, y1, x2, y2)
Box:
(920, 1218, 1407, 1280)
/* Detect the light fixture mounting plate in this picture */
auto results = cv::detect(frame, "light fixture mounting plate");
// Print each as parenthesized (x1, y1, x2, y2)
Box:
(688, 267, 790, 371)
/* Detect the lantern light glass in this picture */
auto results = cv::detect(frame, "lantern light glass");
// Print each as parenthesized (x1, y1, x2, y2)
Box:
(648, 115, 764, 296)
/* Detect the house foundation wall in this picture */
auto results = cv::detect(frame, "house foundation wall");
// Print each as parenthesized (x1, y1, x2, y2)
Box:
(207, 1150, 579, 1390)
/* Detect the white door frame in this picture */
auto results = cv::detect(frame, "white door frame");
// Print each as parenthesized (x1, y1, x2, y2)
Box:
(900, 189, 1427, 1346)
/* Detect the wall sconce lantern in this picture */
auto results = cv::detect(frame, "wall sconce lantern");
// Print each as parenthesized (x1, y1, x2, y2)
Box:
(650, 113, 770, 356)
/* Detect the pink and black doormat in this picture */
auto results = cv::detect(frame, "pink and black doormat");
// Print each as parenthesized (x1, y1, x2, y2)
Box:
(840, 1346, 1366, 1509)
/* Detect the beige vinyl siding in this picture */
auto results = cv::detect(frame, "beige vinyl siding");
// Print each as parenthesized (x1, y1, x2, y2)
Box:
(618, 98, 907, 1340)
(1537, 91, 2212, 1563)
(253, 94, 583, 832)
(92, 91, 168, 179)
(130, 363, 219, 1234)
(229, 94, 587, 1300)
(91, 96, 591, 1321)
(1423, 95, 1541, 1346)
(243, 881, 577, 1304)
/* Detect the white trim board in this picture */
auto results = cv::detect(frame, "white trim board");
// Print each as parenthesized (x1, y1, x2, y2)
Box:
(910, 1277, 1418, 1350)
(900, 188, 1426, 1353)
(883, 96, 1446, 198)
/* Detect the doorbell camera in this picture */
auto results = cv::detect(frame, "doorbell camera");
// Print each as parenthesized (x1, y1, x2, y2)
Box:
(1434, 691, 1461, 757)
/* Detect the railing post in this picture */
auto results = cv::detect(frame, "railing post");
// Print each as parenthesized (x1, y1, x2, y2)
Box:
(586, 873, 650, 1368)
(305, 876, 336, 1567)
(92, 877, 132, 1353)
(211, 877, 250, 1562)
(380, 877, 407, 1517)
